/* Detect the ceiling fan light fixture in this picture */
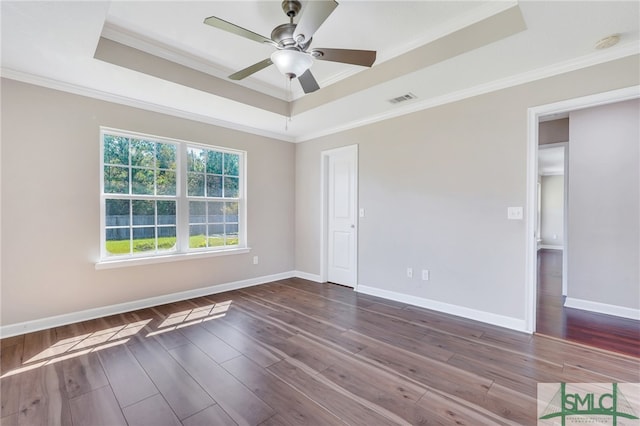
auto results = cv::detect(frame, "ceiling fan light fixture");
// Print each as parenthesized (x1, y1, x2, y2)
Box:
(271, 49, 313, 78)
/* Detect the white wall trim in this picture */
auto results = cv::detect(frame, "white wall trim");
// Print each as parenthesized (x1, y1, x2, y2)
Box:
(357, 285, 527, 332)
(525, 85, 640, 333)
(293, 271, 323, 283)
(564, 297, 640, 321)
(0, 271, 296, 338)
(0, 68, 296, 143)
(296, 43, 640, 142)
(3, 43, 638, 145)
(101, 22, 290, 102)
(539, 244, 564, 250)
(96, 248, 252, 270)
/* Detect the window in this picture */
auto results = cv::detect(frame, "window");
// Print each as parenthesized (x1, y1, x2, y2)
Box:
(186, 147, 241, 249)
(100, 128, 246, 263)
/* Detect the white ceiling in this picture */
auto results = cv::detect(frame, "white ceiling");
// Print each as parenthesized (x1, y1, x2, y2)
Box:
(2, 1, 639, 142)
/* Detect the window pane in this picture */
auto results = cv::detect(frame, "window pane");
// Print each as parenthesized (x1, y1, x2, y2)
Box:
(208, 223, 224, 236)
(208, 224, 225, 247)
(157, 201, 176, 225)
(131, 139, 155, 168)
(132, 200, 154, 226)
(133, 227, 155, 252)
(225, 202, 239, 219)
(189, 201, 206, 224)
(157, 226, 177, 251)
(157, 143, 176, 170)
(207, 201, 224, 222)
(105, 228, 130, 255)
(224, 153, 239, 176)
(187, 148, 205, 172)
(206, 175, 222, 197)
(106, 199, 130, 226)
(188, 173, 204, 196)
(157, 170, 176, 195)
(104, 135, 129, 165)
(104, 166, 129, 194)
(132, 168, 154, 195)
(189, 225, 207, 248)
(226, 221, 239, 245)
(224, 177, 239, 198)
(206, 150, 223, 174)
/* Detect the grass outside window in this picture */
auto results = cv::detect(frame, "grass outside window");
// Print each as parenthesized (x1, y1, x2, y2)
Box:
(105, 235, 240, 255)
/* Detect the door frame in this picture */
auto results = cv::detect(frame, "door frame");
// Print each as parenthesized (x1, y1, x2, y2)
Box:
(524, 85, 639, 333)
(320, 144, 358, 288)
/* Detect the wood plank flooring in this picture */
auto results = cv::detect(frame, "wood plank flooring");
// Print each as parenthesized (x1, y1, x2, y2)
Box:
(536, 248, 640, 357)
(1, 278, 639, 425)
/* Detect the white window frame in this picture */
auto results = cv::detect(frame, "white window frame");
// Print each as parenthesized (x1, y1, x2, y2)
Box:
(97, 127, 249, 269)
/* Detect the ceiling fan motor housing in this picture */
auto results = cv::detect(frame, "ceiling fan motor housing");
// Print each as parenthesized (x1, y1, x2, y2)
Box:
(281, 0, 302, 18)
(271, 23, 312, 50)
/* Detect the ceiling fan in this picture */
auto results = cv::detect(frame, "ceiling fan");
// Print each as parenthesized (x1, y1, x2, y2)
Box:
(203, 0, 376, 94)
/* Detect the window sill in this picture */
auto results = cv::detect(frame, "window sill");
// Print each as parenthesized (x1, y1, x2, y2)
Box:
(95, 247, 251, 270)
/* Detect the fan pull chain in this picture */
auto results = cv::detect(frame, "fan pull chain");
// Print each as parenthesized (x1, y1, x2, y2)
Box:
(285, 76, 292, 131)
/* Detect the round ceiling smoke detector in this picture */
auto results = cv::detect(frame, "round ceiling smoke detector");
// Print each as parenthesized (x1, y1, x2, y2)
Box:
(595, 34, 620, 49)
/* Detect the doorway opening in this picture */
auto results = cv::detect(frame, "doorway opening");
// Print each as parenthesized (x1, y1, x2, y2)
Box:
(525, 86, 640, 356)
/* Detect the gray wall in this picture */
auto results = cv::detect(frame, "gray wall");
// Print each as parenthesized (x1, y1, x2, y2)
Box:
(568, 99, 639, 310)
(295, 56, 639, 323)
(1, 79, 295, 326)
(540, 175, 564, 246)
(2, 55, 638, 329)
(539, 118, 569, 145)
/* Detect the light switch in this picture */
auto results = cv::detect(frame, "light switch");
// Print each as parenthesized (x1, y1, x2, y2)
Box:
(359, 208, 365, 218)
(507, 206, 523, 220)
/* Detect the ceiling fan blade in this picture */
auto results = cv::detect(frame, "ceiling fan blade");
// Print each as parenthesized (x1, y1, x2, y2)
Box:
(204, 16, 276, 46)
(298, 69, 320, 94)
(293, 0, 338, 45)
(229, 58, 273, 80)
(312, 48, 376, 67)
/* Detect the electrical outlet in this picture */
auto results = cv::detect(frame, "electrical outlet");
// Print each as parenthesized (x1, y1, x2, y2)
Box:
(422, 269, 429, 281)
(507, 206, 523, 220)
(406, 267, 413, 278)
(253, 256, 259, 265)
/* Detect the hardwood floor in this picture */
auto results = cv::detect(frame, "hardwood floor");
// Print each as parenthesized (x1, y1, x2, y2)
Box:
(2, 277, 639, 425)
(536, 248, 640, 357)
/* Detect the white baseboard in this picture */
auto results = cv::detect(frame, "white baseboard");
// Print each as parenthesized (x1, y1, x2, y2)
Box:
(357, 285, 528, 332)
(0, 272, 532, 338)
(564, 297, 640, 320)
(292, 271, 322, 283)
(0, 271, 296, 338)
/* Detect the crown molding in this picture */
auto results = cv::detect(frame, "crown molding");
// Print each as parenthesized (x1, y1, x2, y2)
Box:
(101, 22, 289, 101)
(2, 42, 637, 144)
(0, 67, 295, 143)
(296, 42, 640, 142)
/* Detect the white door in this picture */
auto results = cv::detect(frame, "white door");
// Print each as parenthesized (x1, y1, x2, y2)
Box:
(326, 145, 357, 287)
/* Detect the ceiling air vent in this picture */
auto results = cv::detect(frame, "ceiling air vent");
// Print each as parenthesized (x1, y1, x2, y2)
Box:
(388, 92, 417, 104)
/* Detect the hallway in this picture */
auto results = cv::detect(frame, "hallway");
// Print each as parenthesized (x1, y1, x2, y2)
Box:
(536, 249, 640, 357)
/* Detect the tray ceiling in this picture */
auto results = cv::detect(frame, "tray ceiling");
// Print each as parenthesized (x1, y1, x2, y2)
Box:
(1, 1, 638, 141)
